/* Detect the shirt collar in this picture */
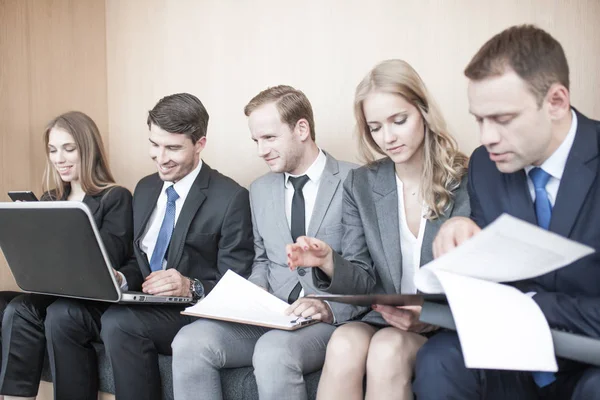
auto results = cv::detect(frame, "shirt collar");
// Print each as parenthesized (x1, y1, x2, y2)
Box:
(525, 109, 577, 180)
(162, 159, 203, 199)
(284, 149, 327, 187)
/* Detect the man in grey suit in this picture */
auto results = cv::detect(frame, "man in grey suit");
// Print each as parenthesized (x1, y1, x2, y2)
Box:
(171, 85, 359, 400)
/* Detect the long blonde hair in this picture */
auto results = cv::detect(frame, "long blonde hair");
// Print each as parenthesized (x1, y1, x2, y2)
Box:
(43, 111, 115, 199)
(355, 59, 468, 218)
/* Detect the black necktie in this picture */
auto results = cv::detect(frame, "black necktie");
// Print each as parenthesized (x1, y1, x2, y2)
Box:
(288, 175, 309, 303)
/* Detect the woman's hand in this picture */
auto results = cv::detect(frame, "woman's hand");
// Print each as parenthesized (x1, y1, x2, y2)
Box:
(372, 305, 438, 333)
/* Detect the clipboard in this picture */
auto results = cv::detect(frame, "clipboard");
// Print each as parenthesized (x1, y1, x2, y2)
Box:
(181, 310, 320, 331)
(181, 270, 323, 331)
(308, 293, 447, 307)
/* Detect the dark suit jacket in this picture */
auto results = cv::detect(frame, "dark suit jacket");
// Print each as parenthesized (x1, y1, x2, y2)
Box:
(42, 186, 133, 270)
(314, 157, 471, 325)
(122, 163, 254, 292)
(467, 109, 600, 339)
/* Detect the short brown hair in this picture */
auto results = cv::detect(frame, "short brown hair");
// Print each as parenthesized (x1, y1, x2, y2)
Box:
(244, 85, 316, 141)
(465, 25, 570, 106)
(147, 93, 209, 143)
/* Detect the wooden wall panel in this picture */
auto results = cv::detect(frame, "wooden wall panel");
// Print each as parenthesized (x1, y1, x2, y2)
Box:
(0, 0, 108, 291)
(105, 0, 600, 190)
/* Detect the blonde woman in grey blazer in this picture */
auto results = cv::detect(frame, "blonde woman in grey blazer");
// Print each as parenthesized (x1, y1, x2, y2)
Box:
(287, 60, 470, 400)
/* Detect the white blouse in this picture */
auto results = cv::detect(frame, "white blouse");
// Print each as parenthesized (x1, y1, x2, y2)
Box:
(396, 175, 427, 294)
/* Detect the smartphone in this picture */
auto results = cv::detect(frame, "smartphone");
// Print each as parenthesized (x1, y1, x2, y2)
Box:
(7, 191, 39, 202)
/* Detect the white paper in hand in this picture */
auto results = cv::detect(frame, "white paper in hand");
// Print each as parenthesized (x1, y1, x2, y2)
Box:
(415, 214, 595, 293)
(413, 214, 594, 372)
(435, 270, 558, 372)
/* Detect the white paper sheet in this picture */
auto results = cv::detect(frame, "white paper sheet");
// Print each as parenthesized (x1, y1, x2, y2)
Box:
(415, 214, 595, 294)
(435, 270, 558, 371)
(183, 270, 312, 329)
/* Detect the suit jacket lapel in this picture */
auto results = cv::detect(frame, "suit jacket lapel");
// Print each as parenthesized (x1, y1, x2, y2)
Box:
(271, 174, 293, 243)
(373, 159, 402, 292)
(307, 154, 340, 237)
(506, 171, 537, 225)
(551, 111, 599, 237)
(135, 175, 164, 242)
(168, 164, 209, 269)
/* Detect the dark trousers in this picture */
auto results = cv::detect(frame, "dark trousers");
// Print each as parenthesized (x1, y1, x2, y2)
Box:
(46, 298, 192, 400)
(413, 330, 600, 400)
(0, 293, 55, 396)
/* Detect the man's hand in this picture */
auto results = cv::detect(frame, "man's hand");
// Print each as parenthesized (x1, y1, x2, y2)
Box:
(112, 268, 123, 286)
(142, 269, 191, 297)
(373, 305, 437, 333)
(286, 236, 334, 278)
(432, 216, 481, 258)
(285, 298, 334, 324)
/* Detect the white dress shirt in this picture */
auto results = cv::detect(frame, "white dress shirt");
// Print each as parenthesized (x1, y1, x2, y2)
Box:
(396, 175, 427, 294)
(284, 149, 327, 299)
(118, 160, 203, 290)
(524, 109, 577, 206)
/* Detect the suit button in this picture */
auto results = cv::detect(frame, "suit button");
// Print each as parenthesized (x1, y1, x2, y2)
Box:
(298, 268, 307, 276)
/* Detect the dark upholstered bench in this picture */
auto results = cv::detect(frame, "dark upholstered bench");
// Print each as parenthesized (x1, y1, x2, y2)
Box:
(40, 343, 322, 400)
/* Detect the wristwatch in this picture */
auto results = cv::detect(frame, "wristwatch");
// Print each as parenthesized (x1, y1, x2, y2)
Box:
(189, 278, 205, 302)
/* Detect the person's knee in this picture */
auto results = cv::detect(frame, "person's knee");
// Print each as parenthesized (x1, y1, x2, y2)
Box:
(573, 368, 600, 400)
(413, 330, 465, 392)
(4, 294, 51, 325)
(253, 332, 299, 376)
(325, 325, 371, 375)
(100, 306, 138, 348)
(416, 331, 462, 374)
(3, 295, 28, 322)
(367, 329, 424, 378)
(45, 299, 87, 334)
(172, 320, 222, 368)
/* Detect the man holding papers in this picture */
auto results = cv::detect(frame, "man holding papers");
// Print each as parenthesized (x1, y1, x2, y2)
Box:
(413, 25, 600, 400)
(171, 85, 359, 400)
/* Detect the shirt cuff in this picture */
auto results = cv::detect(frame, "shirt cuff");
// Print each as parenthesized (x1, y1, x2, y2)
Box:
(324, 300, 336, 324)
(118, 271, 128, 291)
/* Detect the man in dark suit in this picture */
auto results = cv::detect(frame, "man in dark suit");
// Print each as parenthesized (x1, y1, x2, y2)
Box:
(412, 25, 600, 400)
(44, 93, 254, 400)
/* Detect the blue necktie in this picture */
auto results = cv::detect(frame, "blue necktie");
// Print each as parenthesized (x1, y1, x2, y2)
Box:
(149, 186, 179, 272)
(529, 167, 556, 388)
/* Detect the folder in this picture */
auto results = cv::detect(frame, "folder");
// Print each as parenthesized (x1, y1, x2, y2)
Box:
(309, 293, 446, 307)
(182, 270, 320, 331)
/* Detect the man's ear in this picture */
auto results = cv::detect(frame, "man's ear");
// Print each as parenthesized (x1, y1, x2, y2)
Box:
(194, 136, 207, 154)
(294, 118, 311, 141)
(545, 83, 570, 121)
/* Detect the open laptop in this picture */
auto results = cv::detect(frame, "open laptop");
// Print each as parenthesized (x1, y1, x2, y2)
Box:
(0, 201, 191, 304)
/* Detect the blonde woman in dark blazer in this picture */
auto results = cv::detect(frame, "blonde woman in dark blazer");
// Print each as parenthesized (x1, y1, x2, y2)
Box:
(287, 59, 470, 400)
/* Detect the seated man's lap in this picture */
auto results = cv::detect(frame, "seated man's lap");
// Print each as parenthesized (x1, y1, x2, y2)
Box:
(415, 330, 599, 400)
(253, 323, 336, 374)
(173, 319, 269, 369)
(101, 304, 191, 355)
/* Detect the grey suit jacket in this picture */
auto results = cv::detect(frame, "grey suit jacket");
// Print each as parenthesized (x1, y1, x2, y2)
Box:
(313, 157, 470, 325)
(248, 152, 361, 323)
